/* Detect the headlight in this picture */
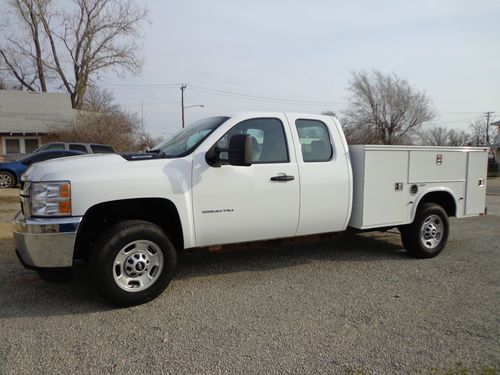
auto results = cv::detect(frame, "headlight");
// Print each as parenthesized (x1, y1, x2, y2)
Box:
(30, 181, 71, 217)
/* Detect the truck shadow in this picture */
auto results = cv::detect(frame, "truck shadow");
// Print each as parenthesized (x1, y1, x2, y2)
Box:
(176, 231, 409, 280)
(0, 232, 409, 318)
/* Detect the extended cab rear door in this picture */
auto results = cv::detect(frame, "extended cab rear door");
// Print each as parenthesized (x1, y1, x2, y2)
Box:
(191, 114, 300, 247)
(285, 114, 351, 235)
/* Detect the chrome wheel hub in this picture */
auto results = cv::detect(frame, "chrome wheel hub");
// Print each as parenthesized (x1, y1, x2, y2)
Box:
(124, 252, 149, 277)
(0, 173, 13, 188)
(420, 215, 444, 250)
(113, 240, 163, 292)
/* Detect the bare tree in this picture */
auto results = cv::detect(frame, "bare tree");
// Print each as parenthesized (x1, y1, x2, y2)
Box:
(344, 70, 436, 145)
(321, 110, 337, 118)
(0, 75, 8, 90)
(141, 133, 164, 150)
(420, 126, 470, 146)
(0, 0, 148, 108)
(321, 110, 379, 144)
(468, 117, 496, 147)
(339, 117, 378, 144)
(49, 87, 146, 152)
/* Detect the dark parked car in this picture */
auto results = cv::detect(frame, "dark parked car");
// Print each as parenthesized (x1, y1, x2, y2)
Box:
(0, 150, 84, 188)
(1, 142, 115, 163)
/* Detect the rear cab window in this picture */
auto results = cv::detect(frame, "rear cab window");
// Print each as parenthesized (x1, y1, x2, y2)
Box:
(295, 119, 333, 162)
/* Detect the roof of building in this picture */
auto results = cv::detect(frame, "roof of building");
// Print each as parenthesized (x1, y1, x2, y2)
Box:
(0, 90, 75, 134)
(490, 120, 500, 126)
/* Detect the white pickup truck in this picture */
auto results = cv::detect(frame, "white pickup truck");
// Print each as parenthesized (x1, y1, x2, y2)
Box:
(13, 113, 488, 306)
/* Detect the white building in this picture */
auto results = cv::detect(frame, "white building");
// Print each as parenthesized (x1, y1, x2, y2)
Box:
(0, 90, 75, 157)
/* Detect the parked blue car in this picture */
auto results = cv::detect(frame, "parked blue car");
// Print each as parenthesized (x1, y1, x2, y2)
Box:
(0, 150, 84, 188)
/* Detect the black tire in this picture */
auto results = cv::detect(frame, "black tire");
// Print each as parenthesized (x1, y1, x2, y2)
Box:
(400, 203, 449, 259)
(0, 171, 16, 188)
(37, 267, 73, 282)
(89, 220, 177, 307)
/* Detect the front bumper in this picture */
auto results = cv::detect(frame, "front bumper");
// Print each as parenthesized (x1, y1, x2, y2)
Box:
(12, 212, 82, 269)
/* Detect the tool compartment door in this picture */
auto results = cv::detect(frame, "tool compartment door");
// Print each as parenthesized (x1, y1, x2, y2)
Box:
(465, 151, 488, 215)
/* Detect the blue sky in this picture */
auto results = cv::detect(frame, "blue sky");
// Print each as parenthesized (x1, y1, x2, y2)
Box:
(103, 0, 500, 137)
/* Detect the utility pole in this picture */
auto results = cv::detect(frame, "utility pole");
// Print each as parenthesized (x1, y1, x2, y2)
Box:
(484, 111, 495, 145)
(180, 84, 187, 128)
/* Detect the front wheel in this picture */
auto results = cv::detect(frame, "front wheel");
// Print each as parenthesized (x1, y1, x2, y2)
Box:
(400, 203, 449, 259)
(0, 171, 16, 188)
(89, 220, 177, 307)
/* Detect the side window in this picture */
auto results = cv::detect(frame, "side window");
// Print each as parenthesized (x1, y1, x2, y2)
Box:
(69, 144, 88, 153)
(217, 118, 289, 163)
(45, 143, 65, 150)
(295, 119, 333, 162)
(90, 145, 115, 153)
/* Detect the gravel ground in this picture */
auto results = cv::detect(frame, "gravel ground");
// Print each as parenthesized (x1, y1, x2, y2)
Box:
(0, 196, 498, 374)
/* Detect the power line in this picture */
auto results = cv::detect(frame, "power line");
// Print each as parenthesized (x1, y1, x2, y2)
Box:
(188, 84, 343, 105)
(103, 82, 497, 113)
(436, 111, 484, 114)
(188, 87, 338, 107)
(429, 116, 478, 125)
(106, 83, 182, 88)
(104, 82, 343, 106)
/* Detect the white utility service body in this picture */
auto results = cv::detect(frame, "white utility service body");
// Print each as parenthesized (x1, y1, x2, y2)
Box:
(348, 145, 487, 229)
(12, 112, 488, 306)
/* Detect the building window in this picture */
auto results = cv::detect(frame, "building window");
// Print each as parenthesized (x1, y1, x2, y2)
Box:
(2, 136, 41, 154)
(25, 138, 40, 153)
(5, 139, 21, 154)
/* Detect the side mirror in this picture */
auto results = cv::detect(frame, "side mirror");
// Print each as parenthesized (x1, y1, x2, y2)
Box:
(205, 134, 253, 167)
(228, 134, 252, 166)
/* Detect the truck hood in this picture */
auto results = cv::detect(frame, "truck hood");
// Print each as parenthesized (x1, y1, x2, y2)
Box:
(24, 153, 127, 181)
(22, 151, 193, 219)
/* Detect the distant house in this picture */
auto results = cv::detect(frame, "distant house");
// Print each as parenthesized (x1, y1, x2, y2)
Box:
(0, 90, 75, 158)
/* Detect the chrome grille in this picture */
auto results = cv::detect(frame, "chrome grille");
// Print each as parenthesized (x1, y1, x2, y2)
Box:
(19, 180, 31, 218)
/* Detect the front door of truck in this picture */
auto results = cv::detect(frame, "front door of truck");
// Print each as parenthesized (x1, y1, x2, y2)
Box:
(192, 116, 300, 247)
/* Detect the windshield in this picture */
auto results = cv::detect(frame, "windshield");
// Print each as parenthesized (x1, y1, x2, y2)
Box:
(153, 116, 229, 158)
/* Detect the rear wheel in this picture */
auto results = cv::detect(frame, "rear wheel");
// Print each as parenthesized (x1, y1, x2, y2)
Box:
(89, 220, 177, 307)
(400, 203, 449, 258)
(0, 171, 16, 188)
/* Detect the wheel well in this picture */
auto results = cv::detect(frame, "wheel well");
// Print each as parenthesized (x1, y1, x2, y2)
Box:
(417, 191, 456, 217)
(74, 198, 183, 261)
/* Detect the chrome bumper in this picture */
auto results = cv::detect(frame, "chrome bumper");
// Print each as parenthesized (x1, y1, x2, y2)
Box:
(12, 212, 82, 268)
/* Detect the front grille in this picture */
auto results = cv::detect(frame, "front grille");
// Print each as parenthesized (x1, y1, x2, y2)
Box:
(19, 180, 31, 218)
